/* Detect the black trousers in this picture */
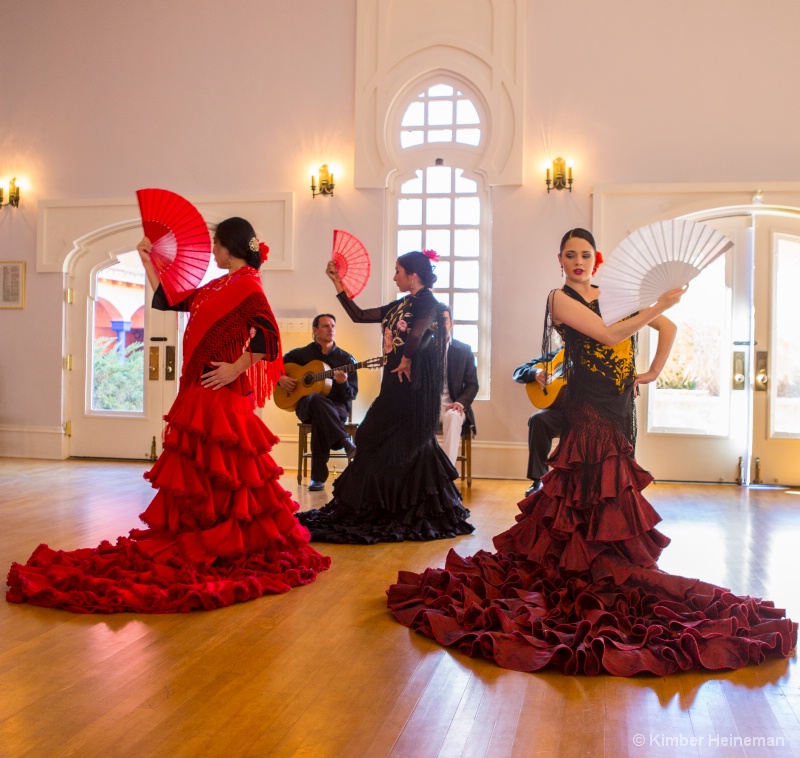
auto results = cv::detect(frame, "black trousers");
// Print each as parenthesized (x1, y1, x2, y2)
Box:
(296, 393, 350, 482)
(527, 406, 564, 480)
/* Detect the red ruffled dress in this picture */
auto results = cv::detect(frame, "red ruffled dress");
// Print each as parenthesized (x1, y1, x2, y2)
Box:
(387, 286, 797, 675)
(7, 267, 330, 613)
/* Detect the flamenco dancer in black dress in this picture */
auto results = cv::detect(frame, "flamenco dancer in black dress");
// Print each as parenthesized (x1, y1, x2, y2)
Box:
(388, 229, 797, 676)
(297, 251, 474, 544)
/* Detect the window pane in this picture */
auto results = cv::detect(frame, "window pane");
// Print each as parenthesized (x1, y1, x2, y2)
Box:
(401, 171, 423, 194)
(398, 229, 422, 253)
(453, 292, 479, 321)
(425, 165, 452, 194)
(454, 169, 477, 193)
(454, 229, 479, 256)
(91, 251, 145, 413)
(398, 198, 422, 226)
(454, 197, 481, 225)
(435, 260, 451, 287)
(425, 229, 451, 257)
(428, 100, 453, 126)
(428, 129, 453, 143)
(648, 256, 729, 435)
(454, 260, 479, 288)
(456, 129, 481, 146)
(453, 324, 478, 351)
(402, 101, 425, 127)
(456, 99, 480, 125)
(429, 84, 454, 97)
(436, 291, 451, 308)
(401, 130, 424, 148)
(773, 237, 800, 436)
(426, 197, 451, 225)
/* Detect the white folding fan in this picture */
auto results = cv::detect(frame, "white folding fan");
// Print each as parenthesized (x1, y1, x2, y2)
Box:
(595, 219, 733, 326)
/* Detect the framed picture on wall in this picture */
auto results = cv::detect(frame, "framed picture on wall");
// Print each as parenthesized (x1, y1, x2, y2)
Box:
(0, 261, 25, 309)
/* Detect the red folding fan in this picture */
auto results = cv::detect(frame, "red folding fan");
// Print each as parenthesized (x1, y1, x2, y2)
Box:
(136, 188, 211, 305)
(331, 229, 371, 298)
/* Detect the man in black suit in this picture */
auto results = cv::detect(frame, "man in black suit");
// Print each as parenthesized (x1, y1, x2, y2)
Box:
(440, 306, 479, 466)
(513, 352, 563, 497)
(277, 314, 357, 491)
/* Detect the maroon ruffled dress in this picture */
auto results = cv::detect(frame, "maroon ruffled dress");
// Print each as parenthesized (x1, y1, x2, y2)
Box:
(7, 267, 330, 613)
(387, 285, 797, 675)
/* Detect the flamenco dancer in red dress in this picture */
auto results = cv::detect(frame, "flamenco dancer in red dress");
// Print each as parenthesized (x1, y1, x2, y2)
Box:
(7, 217, 330, 613)
(388, 228, 797, 675)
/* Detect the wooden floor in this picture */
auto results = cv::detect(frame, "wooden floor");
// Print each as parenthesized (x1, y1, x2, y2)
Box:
(2, 459, 800, 758)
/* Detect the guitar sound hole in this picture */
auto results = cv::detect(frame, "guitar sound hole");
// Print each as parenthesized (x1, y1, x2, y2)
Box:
(303, 375, 314, 387)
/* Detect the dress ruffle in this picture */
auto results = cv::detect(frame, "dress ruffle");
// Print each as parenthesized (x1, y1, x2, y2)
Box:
(387, 407, 797, 675)
(7, 385, 330, 614)
(297, 439, 473, 544)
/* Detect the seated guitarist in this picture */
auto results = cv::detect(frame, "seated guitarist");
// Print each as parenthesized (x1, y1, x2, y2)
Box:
(277, 314, 357, 491)
(512, 350, 564, 498)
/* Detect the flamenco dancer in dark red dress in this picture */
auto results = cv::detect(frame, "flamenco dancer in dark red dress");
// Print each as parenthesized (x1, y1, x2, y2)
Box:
(7, 217, 329, 613)
(388, 228, 797, 675)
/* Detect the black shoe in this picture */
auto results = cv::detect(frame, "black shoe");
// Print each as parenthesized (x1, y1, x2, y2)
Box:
(308, 480, 325, 491)
(342, 437, 357, 462)
(524, 479, 541, 497)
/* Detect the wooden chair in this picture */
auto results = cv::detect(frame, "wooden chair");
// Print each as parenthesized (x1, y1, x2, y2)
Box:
(456, 429, 473, 488)
(296, 421, 359, 484)
(437, 425, 473, 488)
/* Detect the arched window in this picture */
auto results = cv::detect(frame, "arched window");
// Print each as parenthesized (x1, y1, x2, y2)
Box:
(390, 79, 490, 397)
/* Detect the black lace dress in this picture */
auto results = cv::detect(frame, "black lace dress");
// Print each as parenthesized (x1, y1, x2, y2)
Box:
(296, 288, 474, 544)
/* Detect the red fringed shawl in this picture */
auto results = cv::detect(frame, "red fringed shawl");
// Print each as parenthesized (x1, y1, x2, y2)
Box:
(181, 267, 283, 407)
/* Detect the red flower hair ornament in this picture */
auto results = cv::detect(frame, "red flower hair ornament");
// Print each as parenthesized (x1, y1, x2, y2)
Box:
(249, 236, 270, 264)
(592, 250, 604, 275)
(422, 249, 439, 262)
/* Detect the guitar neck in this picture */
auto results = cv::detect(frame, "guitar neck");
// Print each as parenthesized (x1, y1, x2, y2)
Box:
(312, 358, 383, 382)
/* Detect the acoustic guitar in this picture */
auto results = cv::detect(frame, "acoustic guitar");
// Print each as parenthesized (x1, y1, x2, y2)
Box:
(525, 349, 567, 409)
(273, 355, 386, 411)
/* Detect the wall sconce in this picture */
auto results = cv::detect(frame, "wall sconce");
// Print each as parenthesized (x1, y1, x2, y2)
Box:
(311, 164, 335, 198)
(0, 177, 21, 208)
(545, 158, 573, 193)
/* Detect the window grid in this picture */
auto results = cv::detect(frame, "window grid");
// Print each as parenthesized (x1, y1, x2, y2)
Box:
(397, 165, 481, 356)
(400, 84, 482, 149)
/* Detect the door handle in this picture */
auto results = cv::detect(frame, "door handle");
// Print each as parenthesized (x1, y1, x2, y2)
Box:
(732, 351, 745, 390)
(755, 350, 768, 392)
(165, 345, 176, 381)
(149, 346, 159, 380)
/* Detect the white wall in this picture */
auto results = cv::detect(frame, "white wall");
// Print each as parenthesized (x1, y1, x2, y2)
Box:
(2, 1, 800, 475)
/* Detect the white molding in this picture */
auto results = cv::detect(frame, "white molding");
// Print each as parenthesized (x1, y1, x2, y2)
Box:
(0, 424, 68, 460)
(355, 0, 525, 188)
(37, 193, 295, 274)
(593, 182, 800, 251)
(0, 425, 530, 480)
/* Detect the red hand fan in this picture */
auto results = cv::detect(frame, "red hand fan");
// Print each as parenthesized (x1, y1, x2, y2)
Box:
(331, 229, 371, 298)
(136, 188, 211, 305)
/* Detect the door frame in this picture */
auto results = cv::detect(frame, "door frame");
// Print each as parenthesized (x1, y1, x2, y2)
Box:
(593, 183, 800, 484)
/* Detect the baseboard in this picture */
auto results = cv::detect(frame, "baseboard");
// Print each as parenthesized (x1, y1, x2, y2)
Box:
(0, 424, 69, 460)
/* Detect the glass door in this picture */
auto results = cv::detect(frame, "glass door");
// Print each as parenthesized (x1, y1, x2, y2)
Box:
(636, 213, 800, 486)
(68, 249, 179, 459)
(751, 216, 800, 484)
(635, 216, 751, 483)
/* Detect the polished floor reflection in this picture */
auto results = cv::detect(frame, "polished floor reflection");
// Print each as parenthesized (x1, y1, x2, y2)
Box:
(1, 458, 798, 757)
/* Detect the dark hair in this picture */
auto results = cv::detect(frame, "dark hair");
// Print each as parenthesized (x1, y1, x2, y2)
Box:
(397, 251, 437, 288)
(441, 305, 451, 318)
(559, 228, 596, 252)
(312, 313, 336, 329)
(214, 216, 262, 270)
